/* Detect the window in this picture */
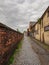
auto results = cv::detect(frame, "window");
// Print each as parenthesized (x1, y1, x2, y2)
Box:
(48, 11, 49, 17)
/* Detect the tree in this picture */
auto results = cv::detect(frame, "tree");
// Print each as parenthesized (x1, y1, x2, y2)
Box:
(38, 18, 41, 24)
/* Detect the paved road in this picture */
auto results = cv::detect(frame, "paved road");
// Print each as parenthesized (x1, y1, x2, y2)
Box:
(11, 35, 41, 65)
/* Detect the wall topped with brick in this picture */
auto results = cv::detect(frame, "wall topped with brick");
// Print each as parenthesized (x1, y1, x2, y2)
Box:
(0, 23, 23, 65)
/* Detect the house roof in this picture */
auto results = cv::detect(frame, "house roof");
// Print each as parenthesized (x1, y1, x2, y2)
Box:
(31, 6, 49, 27)
(41, 6, 49, 19)
(29, 22, 36, 27)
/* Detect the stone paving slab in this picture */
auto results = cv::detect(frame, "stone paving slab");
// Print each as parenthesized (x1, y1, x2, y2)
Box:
(10, 35, 41, 65)
(30, 38, 49, 65)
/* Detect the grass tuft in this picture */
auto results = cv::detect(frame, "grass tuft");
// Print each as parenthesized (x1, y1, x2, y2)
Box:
(8, 40, 22, 65)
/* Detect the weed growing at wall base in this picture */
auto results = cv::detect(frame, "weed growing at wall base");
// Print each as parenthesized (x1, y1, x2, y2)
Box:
(8, 40, 22, 65)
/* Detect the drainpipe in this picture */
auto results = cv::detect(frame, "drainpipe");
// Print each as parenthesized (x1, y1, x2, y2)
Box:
(40, 23, 41, 41)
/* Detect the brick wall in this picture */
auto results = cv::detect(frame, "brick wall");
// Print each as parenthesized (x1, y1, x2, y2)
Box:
(0, 23, 23, 65)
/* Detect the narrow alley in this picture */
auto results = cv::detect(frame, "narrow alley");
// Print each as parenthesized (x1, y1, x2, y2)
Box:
(10, 34, 41, 65)
(0, 1, 49, 65)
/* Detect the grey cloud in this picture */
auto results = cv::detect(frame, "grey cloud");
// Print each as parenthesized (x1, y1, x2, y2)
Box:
(16, 0, 25, 4)
(28, 0, 37, 3)
(0, 0, 49, 32)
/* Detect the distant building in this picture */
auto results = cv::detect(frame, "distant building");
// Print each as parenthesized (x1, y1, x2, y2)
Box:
(27, 28, 30, 36)
(33, 22, 41, 40)
(29, 21, 36, 32)
(29, 21, 36, 37)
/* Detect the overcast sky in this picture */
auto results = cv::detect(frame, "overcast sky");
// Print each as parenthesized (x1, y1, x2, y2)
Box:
(0, 0, 49, 32)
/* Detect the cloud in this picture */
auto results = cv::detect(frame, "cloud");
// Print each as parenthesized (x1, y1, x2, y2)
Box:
(0, 0, 49, 32)
(16, 0, 25, 4)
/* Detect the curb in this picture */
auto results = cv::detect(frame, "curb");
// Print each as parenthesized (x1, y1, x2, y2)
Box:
(30, 37, 49, 52)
